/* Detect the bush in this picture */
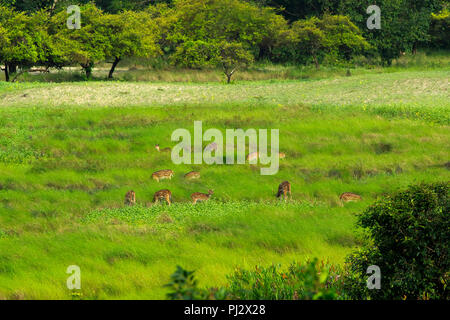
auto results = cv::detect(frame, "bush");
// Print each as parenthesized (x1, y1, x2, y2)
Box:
(343, 182, 449, 300)
(288, 15, 370, 69)
(165, 183, 449, 300)
(165, 259, 341, 300)
(226, 259, 340, 300)
(165, 265, 229, 300)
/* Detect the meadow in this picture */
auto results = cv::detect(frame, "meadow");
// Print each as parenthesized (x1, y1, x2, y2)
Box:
(0, 65, 448, 299)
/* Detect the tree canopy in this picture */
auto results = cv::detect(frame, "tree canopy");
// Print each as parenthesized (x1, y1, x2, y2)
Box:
(0, 0, 448, 81)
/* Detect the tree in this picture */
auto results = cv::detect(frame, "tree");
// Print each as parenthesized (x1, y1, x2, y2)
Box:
(50, 3, 110, 78)
(290, 17, 327, 69)
(256, 9, 290, 60)
(39, 13, 77, 70)
(217, 42, 254, 83)
(169, 40, 253, 83)
(343, 182, 449, 300)
(289, 15, 370, 69)
(337, 0, 443, 64)
(0, 6, 41, 81)
(0, 7, 79, 82)
(164, 0, 288, 61)
(318, 15, 371, 63)
(102, 10, 161, 79)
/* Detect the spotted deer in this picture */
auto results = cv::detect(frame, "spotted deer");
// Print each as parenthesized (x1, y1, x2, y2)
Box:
(191, 190, 213, 204)
(276, 181, 291, 201)
(153, 189, 172, 206)
(152, 169, 174, 182)
(124, 190, 136, 206)
(247, 151, 285, 161)
(339, 192, 362, 202)
(155, 144, 171, 152)
(246, 152, 258, 162)
(204, 142, 218, 152)
(184, 171, 200, 180)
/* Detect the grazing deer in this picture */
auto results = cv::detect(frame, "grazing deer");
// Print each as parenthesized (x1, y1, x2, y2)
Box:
(276, 181, 291, 201)
(339, 192, 362, 202)
(124, 190, 136, 206)
(246, 151, 258, 162)
(204, 142, 218, 152)
(152, 169, 174, 182)
(191, 190, 213, 204)
(184, 171, 200, 180)
(247, 151, 285, 161)
(153, 189, 172, 206)
(155, 144, 171, 152)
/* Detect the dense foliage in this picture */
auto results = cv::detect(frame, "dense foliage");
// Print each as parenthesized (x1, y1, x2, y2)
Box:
(0, 0, 448, 81)
(343, 182, 449, 300)
(337, 0, 444, 64)
(430, 8, 450, 48)
(0, 6, 42, 81)
(165, 260, 341, 300)
(287, 15, 370, 68)
(165, 182, 449, 300)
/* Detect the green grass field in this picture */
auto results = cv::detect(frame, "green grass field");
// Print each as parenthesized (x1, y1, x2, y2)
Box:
(0, 68, 448, 299)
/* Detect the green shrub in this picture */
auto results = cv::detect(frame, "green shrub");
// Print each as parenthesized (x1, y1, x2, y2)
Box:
(165, 259, 341, 300)
(288, 15, 370, 70)
(165, 266, 229, 300)
(226, 259, 340, 300)
(343, 182, 449, 300)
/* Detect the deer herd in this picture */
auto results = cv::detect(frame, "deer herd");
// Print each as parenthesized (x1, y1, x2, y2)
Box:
(124, 145, 362, 206)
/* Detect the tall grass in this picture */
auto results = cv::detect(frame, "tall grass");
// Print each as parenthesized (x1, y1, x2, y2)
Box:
(0, 68, 448, 299)
(2, 49, 449, 83)
(1, 71, 448, 121)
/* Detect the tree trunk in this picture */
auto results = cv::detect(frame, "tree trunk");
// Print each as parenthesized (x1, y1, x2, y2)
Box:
(8, 64, 17, 75)
(313, 54, 319, 70)
(224, 66, 236, 84)
(82, 63, 93, 79)
(85, 67, 91, 79)
(108, 57, 121, 79)
(258, 45, 270, 60)
(412, 42, 417, 55)
(4, 63, 9, 82)
(12, 68, 30, 82)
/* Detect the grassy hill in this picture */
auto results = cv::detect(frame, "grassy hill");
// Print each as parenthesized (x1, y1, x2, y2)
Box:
(0, 69, 448, 299)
